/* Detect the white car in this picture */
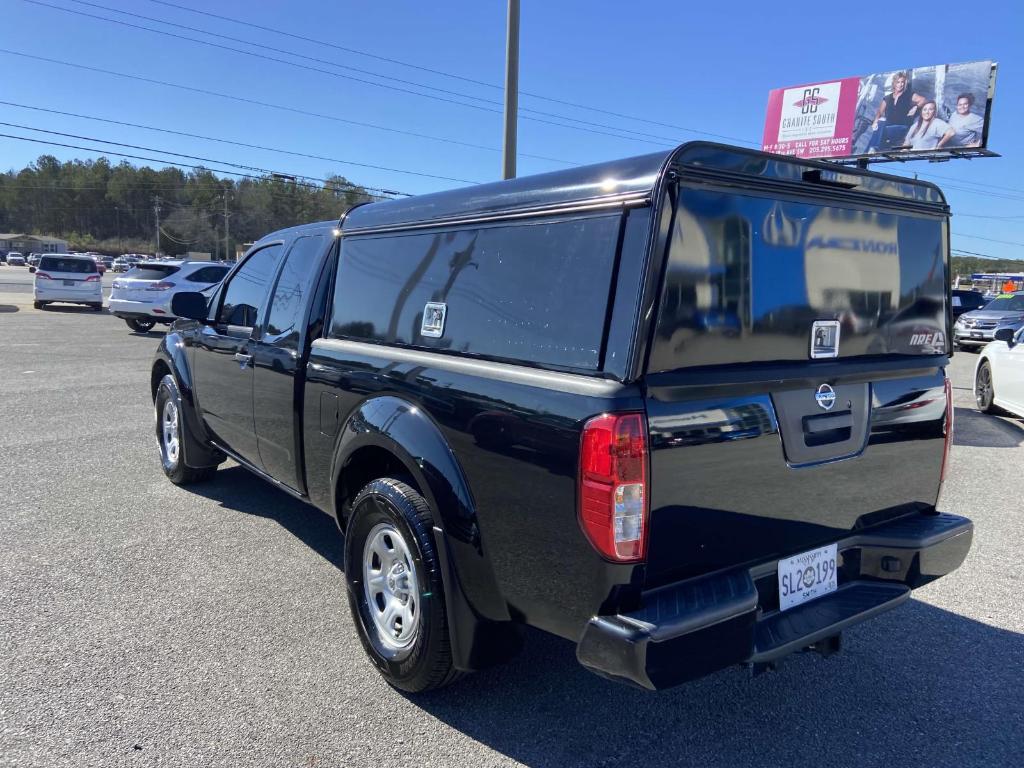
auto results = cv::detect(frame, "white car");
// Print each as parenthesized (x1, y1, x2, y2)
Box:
(108, 260, 231, 332)
(32, 254, 104, 310)
(975, 326, 1024, 418)
(6, 252, 26, 266)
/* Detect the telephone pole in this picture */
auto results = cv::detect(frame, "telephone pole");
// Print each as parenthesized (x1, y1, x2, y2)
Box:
(223, 191, 232, 261)
(502, 0, 520, 180)
(153, 196, 161, 255)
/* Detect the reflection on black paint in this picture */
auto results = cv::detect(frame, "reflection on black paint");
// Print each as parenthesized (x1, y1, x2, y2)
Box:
(649, 188, 947, 371)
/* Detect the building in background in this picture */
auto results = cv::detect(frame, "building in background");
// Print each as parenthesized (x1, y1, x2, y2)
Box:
(0, 233, 69, 254)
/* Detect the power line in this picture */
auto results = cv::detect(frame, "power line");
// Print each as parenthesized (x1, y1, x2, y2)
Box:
(0, 120, 408, 197)
(952, 232, 1024, 248)
(144, 0, 758, 145)
(52, 0, 702, 147)
(0, 100, 481, 185)
(25, 0, 688, 149)
(0, 132, 393, 199)
(0, 48, 575, 167)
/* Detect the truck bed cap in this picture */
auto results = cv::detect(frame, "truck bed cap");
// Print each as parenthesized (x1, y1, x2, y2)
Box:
(341, 143, 946, 235)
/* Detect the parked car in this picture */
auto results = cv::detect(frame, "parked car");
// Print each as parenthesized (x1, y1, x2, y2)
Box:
(6, 252, 26, 266)
(150, 143, 970, 693)
(109, 260, 230, 332)
(31, 254, 103, 310)
(112, 256, 138, 272)
(952, 289, 986, 320)
(953, 292, 1024, 351)
(975, 325, 1024, 418)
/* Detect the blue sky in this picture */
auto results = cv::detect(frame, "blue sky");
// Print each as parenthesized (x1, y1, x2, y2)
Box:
(2, 0, 1022, 259)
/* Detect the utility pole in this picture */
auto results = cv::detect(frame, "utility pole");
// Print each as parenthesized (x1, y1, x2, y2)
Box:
(153, 196, 161, 255)
(223, 190, 232, 261)
(115, 205, 121, 254)
(502, 0, 520, 180)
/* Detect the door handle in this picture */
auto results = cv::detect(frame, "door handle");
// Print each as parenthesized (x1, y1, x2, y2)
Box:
(234, 352, 253, 367)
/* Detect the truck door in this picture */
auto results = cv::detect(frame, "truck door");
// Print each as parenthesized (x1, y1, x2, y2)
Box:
(192, 242, 284, 468)
(251, 234, 329, 490)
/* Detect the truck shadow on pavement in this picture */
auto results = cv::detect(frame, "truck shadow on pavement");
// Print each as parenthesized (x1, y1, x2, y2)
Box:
(954, 406, 1024, 448)
(415, 604, 1023, 767)
(187, 465, 344, 568)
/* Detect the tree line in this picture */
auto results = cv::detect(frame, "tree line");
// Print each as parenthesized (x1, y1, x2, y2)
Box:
(0, 155, 373, 257)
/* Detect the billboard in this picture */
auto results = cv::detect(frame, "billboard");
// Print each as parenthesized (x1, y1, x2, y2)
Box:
(762, 60, 997, 160)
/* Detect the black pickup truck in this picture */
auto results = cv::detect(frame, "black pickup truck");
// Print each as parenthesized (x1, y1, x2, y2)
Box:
(151, 143, 972, 692)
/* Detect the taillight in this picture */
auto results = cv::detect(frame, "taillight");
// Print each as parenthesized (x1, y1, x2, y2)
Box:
(579, 412, 648, 562)
(939, 375, 954, 489)
(35, 271, 52, 280)
(84, 274, 101, 282)
(146, 281, 175, 291)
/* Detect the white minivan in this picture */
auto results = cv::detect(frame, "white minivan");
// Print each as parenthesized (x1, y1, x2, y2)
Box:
(32, 254, 104, 310)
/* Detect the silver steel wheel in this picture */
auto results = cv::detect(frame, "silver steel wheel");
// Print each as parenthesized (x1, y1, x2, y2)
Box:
(975, 363, 994, 410)
(161, 399, 180, 467)
(362, 522, 420, 657)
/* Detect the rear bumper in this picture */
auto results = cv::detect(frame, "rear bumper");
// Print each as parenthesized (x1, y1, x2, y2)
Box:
(576, 512, 972, 690)
(34, 286, 103, 303)
(108, 298, 172, 320)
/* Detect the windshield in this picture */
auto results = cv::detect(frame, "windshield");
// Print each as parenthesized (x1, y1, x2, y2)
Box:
(125, 265, 180, 280)
(982, 295, 1024, 312)
(39, 257, 97, 273)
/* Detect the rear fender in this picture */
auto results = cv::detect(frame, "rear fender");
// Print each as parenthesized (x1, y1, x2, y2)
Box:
(332, 395, 521, 671)
(153, 331, 222, 468)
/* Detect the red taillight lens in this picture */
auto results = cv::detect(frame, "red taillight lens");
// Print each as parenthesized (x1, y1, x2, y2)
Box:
(579, 412, 648, 562)
(146, 281, 175, 291)
(35, 271, 52, 280)
(84, 274, 101, 282)
(939, 375, 953, 489)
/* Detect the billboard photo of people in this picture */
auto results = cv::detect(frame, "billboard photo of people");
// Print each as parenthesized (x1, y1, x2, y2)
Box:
(763, 60, 996, 161)
(850, 61, 994, 156)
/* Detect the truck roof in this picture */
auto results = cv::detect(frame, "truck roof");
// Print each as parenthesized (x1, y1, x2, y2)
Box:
(341, 142, 947, 235)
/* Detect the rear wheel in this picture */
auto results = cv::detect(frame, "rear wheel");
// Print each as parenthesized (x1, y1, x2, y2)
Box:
(126, 317, 156, 333)
(345, 478, 460, 693)
(33, 301, 43, 310)
(155, 374, 218, 485)
(975, 360, 1003, 414)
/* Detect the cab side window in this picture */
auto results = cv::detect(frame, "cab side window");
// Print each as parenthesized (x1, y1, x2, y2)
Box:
(218, 244, 283, 328)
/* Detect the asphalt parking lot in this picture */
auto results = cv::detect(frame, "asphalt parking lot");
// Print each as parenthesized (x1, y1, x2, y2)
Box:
(1, 267, 1022, 768)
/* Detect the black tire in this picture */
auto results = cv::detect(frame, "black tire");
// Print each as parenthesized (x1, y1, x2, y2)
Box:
(154, 374, 218, 485)
(91, 303, 104, 312)
(975, 360, 1004, 415)
(33, 300, 43, 309)
(126, 317, 156, 333)
(345, 478, 460, 693)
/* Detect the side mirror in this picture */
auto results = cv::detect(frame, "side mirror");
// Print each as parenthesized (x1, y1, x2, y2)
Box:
(170, 291, 210, 322)
(993, 327, 1015, 345)
(28, 266, 36, 273)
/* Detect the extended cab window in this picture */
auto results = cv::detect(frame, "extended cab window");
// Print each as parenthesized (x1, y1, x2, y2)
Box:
(265, 235, 326, 342)
(219, 244, 283, 328)
(331, 215, 620, 370)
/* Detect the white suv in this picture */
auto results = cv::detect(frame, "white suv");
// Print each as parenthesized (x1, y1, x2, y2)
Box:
(32, 254, 103, 310)
(108, 260, 231, 332)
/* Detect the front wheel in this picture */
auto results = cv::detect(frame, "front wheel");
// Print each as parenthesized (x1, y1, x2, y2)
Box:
(33, 301, 43, 310)
(154, 374, 218, 485)
(344, 478, 460, 693)
(975, 360, 1003, 414)
(126, 317, 156, 333)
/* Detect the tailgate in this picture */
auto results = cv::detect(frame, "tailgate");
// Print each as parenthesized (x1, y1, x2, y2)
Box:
(642, 171, 950, 586)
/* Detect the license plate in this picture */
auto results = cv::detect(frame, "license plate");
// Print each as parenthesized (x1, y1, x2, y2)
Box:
(778, 544, 837, 612)
(971, 331, 983, 338)
(63, 280, 75, 286)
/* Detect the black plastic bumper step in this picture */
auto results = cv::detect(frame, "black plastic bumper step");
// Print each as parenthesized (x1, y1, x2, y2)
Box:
(751, 581, 909, 663)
